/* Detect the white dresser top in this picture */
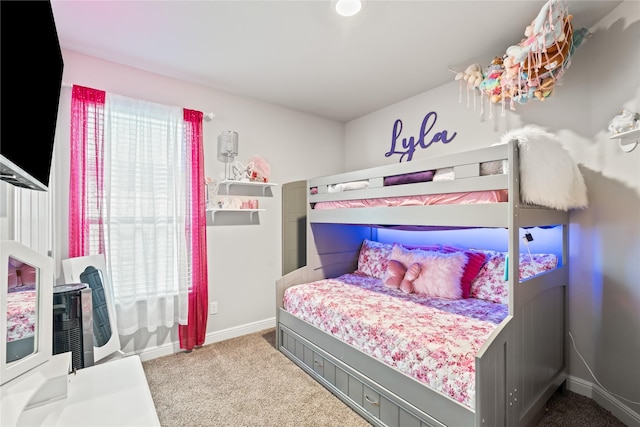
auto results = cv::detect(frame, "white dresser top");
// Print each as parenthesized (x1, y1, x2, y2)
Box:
(16, 355, 160, 426)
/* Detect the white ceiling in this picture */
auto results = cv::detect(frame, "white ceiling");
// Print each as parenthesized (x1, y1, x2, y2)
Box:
(50, 0, 623, 122)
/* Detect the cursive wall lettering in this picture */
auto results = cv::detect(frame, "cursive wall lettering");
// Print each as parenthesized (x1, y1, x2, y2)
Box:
(385, 112, 457, 162)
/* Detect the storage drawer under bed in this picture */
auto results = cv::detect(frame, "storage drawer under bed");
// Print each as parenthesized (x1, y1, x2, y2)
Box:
(279, 324, 442, 427)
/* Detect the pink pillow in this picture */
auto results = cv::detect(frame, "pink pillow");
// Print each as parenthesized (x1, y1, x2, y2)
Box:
(470, 251, 558, 304)
(440, 245, 487, 298)
(384, 259, 406, 289)
(357, 239, 394, 279)
(389, 245, 466, 299)
(400, 263, 421, 293)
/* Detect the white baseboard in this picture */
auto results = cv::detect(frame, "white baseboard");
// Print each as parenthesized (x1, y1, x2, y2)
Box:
(135, 318, 276, 363)
(567, 375, 640, 427)
(203, 318, 276, 347)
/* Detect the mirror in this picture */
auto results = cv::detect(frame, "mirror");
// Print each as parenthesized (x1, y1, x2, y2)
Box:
(62, 254, 120, 363)
(1, 240, 53, 386)
(6, 256, 37, 363)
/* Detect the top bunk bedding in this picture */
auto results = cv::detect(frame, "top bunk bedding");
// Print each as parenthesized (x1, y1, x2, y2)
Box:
(308, 127, 587, 227)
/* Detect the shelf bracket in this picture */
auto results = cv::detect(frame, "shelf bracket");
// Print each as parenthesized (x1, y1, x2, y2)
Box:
(618, 138, 639, 153)
(610, 128, 640, 153)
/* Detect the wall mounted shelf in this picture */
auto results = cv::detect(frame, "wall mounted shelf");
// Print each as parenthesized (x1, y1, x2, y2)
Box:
(609, 128, 640, 153)
(207, 208, 265, 225)
(216, 180, 277, 197)
(206, 180, 277, 225)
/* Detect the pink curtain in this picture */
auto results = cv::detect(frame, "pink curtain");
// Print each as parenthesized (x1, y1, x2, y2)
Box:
(69, 85, 106, 257)
(179, 109, 209, 350)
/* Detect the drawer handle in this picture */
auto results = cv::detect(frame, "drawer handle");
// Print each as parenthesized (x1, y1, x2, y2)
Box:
(313, 359, 324, 368)
(365, 394, 379, 406)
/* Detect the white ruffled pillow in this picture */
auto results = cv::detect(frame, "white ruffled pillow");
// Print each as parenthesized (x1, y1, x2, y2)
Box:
(389, 245, 466, 299)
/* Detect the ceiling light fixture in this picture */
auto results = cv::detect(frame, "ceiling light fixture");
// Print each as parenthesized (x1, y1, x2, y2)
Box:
(334, 0, 362, 17)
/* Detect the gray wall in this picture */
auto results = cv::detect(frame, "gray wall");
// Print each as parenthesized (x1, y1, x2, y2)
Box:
(343, 2, 639, 424)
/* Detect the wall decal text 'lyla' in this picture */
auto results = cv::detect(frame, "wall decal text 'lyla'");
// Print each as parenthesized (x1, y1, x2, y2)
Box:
(385, 112, 457, 162)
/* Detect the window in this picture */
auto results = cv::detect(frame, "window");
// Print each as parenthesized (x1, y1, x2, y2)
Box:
(70, 86, 208, 348)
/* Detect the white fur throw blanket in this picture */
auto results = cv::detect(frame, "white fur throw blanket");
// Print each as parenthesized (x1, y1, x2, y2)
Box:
(499, 125, 588, 211)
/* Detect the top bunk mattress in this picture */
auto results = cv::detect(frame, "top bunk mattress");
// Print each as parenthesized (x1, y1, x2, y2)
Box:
(313, 189, 508, 210)
(283, 272, 508, 410)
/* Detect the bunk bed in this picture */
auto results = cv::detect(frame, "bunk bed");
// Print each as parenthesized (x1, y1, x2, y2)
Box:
(276, 130, 586, 426)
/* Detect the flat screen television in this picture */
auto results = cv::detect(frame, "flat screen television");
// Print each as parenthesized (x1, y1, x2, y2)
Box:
(0, 0, 64, 191)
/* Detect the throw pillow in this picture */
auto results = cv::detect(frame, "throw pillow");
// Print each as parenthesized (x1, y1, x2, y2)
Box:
(469, 250, 558, 304)
(357, 239, 394, 279)
(390, 244, 466, 299)
(440, 245, 488, 298)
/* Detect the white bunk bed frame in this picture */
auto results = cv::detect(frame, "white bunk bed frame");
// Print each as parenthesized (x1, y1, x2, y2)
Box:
(276, 141, 569, 427)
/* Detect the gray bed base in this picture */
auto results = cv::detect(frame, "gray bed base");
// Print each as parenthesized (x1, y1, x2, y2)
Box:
(276, 141, 570, 427)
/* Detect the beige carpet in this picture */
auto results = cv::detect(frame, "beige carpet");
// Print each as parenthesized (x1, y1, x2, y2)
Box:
(142, 329, 369, 427)
(143, 328, 626, 427)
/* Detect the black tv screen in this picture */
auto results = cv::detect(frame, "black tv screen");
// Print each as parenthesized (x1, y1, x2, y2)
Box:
(0, 0, 64, 190)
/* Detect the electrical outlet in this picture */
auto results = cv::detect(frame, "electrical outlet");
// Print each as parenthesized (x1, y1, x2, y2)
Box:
(209, 301, 218, 315)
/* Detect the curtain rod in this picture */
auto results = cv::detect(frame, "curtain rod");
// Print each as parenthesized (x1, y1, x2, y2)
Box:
(62, 81, 215, 121)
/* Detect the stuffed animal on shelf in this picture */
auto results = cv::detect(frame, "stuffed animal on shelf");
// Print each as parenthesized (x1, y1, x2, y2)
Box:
(608, 109, 640, 134)
(247, 155, 271, 183)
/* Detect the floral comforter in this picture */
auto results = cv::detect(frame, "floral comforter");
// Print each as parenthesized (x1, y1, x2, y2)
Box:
(283, 273, 508, 410)
(6, 286, 37, 342)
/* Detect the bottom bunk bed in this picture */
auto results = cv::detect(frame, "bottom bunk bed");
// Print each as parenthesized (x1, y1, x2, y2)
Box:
(277, 236, 567, 427)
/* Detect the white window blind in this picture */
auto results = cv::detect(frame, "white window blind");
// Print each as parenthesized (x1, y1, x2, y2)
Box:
(97, 94, 189, 333)
(85, 102, 105, 256)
